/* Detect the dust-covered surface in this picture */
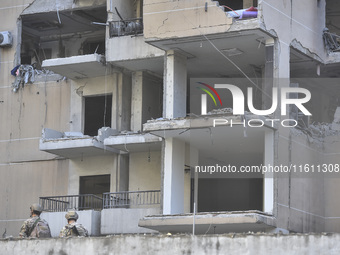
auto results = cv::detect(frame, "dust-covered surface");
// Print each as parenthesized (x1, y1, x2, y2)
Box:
(1, 233, 340, 255)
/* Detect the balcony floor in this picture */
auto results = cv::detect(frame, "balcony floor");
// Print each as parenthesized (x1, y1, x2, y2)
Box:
(139, 210, 276, 234)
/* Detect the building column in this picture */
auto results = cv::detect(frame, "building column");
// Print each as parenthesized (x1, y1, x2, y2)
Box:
(264, 129, 274, 214)
(262, 38, 275, 111)
(163, 50, 187, 119)
(116, 154, 129, 192)
(163, 138, 185, 214)
(131, 71, 143, 132)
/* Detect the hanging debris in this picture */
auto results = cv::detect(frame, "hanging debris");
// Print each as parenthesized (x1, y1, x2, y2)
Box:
(11, 64, 35, 92)
(323, 28, 340, 53)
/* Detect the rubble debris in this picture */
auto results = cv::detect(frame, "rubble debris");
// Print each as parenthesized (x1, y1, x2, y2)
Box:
(208, 107, 233, 115)
(323, 28, 340, 53)
(11, 64, 35, 92)
(226, 6, 258, 20)
(11, 64, 58, 92)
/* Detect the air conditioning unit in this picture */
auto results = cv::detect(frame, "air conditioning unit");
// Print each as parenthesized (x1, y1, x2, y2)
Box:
(0, 31, 13, 47)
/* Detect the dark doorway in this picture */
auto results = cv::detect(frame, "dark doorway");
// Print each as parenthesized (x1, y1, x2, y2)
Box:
(197, 178, 263, 212)
(79, 174, 110, 210)
(84, 94, 112, 136)
(79, 174, 111, 198)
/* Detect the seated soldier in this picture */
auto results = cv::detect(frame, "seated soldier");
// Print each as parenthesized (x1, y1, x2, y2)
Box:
(59, 211, 89, 237)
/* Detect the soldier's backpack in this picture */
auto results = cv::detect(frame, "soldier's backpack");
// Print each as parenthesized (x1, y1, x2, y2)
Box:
(29, 218, 52, 238)
(67, 224, 88, 237)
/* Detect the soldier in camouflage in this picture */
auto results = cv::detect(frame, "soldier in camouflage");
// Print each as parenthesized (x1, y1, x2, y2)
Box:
(19, 203, 51, 238)
(59, 211, 89, 237)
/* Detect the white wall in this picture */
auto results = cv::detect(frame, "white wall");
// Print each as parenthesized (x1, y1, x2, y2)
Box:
(101, 207, 160, 234)
(41, 210, 101, 237)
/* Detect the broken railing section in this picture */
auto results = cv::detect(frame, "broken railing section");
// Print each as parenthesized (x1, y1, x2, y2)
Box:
(109, 18, 143, 37)
(103, 190, 161, 209)
(323, 29, 340, 53)
(40, 194, 103, 212)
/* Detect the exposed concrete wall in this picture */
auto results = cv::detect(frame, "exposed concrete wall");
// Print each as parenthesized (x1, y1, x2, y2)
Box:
(323, 135, 340, 232)
(71, 73, 131, 133)
(2, 234, 340, 255)
(41, 210, 101, 237)
(0, 0, 74, 238)
(129, 151, 161, 192)
(0, 160, 69, 237)
(142, 73, 162, 125)
(143, 0, 233, 40)
(276, 131, 325, 233)
(107, 0, 135, 20)
(131, 71, 162, 132)
(261, 0, 326, 61)
(106, 36, 164, 63)
(101, 207, 160, 234)
(0, 77, 71, 163)
(68, 155, 117, 195)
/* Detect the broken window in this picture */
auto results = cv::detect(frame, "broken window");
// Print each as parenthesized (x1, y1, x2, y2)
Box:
(20, 6, 107, 69)
(79, 174, 110, 198)
(84, 95, 112, 136)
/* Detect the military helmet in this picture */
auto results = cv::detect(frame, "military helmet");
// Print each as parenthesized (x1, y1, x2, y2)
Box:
(65, 211, 79, 220)
(30, 203, 43, 213)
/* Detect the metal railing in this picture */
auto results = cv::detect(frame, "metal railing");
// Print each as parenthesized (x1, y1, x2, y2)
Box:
(103, 190, 161, 209)
(109, 18, 143, 37)
(40, 194, 103, 212)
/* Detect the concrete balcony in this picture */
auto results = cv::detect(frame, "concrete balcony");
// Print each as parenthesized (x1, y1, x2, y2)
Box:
(42, 54, 109, 80)
(39, 128, 120, 159)
(104, 133, 162, 153)
(40, 191, 161, 236)
(139, 211, 276, 234)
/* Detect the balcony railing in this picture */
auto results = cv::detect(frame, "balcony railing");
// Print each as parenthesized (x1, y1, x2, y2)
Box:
(103, 190, 161, 209)
(39, 194, 103, 212)
(109, 18, 143, 37)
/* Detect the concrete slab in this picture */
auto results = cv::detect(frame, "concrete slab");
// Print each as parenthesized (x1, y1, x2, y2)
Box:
(143, 114, 277, 133)
(139, 211, 276, 234)
(39, 137, 120, 158)
(40, 128, 121, 158)
(42, 54, 108, 80)
(104, 133, 162, 152)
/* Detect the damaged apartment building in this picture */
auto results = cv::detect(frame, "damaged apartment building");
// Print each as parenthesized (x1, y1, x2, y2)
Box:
(1, 0, 340, 237)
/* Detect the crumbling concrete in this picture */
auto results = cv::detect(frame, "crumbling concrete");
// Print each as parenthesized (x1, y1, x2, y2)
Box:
(1, 233, 340, 255)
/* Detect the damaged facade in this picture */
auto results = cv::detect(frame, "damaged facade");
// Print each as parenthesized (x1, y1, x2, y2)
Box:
(1, 0, 340, 238)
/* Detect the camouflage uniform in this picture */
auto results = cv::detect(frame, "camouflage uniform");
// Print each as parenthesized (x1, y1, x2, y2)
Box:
(59, 222, 89, 237)
(19, 216, 51, 238)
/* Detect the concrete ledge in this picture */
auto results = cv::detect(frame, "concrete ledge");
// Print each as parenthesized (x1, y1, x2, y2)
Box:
(139, 211, 276, 234)
(101, 207, 160, 234)
(40, 128, 120, 158)
(1, 233, 340, 255)
(104, 133, 162, 152)
(42, 54, 107, 80)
